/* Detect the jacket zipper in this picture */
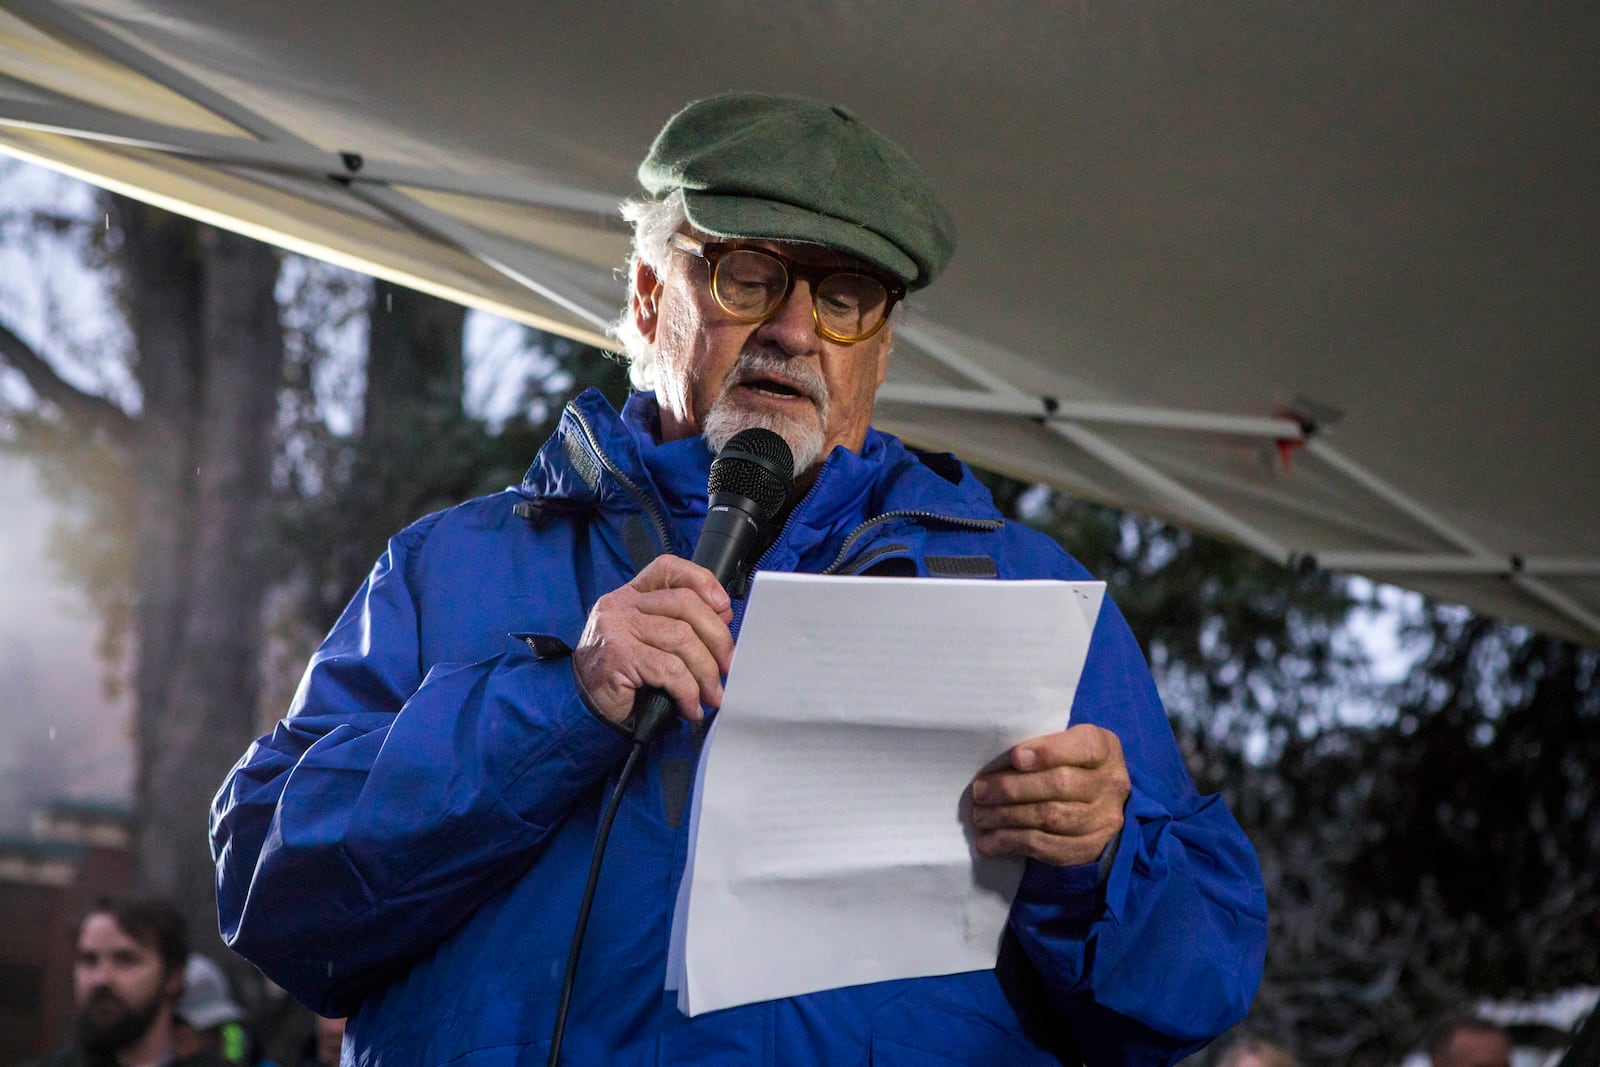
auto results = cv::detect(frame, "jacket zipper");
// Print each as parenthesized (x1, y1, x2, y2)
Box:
(838, 542, 911, 575)
(729, 467, 830, 640)
(731, 500, 1005, 636)
(561, 420, 1008, 630)
(568, 405, 674, 558)
(821, 510, 1004, 574)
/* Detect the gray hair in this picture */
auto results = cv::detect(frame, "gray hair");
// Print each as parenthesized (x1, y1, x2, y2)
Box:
(606, 190, 688, 392)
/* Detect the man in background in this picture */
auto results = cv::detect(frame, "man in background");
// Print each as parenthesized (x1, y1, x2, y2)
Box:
(18, 895, 230, 1067)
(172, 954, 252, 1064)
(1216, 1033, 1299, 1067)
(296, 1017, 344, 1067)
(1429, 1015, 1512, 1067)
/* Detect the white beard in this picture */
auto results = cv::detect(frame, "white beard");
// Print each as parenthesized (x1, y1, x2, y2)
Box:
(701, 349, 829, 475)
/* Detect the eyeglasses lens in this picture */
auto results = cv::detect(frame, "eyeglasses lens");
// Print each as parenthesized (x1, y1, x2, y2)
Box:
(713, 249, 889, 342)
(815, 273, 889, 339)
(713, 250, 785, 316)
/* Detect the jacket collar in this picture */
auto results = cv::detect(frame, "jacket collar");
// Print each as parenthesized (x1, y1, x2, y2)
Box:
(520, 388, 666, 510)
(520, 387, 1004, 535)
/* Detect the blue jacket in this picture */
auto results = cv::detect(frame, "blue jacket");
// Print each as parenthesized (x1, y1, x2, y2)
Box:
(212, 389, 1266, 1066)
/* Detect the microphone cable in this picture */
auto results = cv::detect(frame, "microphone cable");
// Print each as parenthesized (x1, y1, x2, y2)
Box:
(546, 737, 646, 1067)
(545, 427, 794, 1066)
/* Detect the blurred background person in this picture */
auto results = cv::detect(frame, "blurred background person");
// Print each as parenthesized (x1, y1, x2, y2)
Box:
(293, 1017, 344, 1067)
(16, 895, 230, 1067)
(172, 954, 255, 1064)
(1428, 1014, 1512, 1067)
(1215, 1032, 1299, 1067)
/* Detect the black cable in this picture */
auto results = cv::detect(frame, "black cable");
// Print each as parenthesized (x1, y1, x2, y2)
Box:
(1558, 996, 1600, 1067)
(546, 739, 648, 1067)
(544, 430, 791, 1062)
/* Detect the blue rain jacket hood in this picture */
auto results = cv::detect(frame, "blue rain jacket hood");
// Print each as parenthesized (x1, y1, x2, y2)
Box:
(213, 389, 1266, 1066)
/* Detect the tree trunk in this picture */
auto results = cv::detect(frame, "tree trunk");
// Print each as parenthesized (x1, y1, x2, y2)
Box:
(113, 198, 285, 953)
(359, 279, 468, 526)
(307, 279, 468, 631)
(365, 278, 465, 437)
(112, 199, 204, 842)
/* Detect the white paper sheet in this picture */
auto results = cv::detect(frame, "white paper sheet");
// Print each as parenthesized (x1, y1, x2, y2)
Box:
(666, 572, 1105, 1015)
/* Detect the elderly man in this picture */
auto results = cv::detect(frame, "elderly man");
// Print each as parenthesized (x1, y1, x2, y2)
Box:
(212, 92, 1266, 1066)
(21, 896, 230, 1067)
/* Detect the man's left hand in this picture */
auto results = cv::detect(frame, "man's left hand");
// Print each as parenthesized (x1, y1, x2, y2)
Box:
(969, 724, 1131, 867)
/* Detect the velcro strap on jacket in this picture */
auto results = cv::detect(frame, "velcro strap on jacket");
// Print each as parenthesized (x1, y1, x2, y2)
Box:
(561, 427, 603, 492)
(925, 554, 998, 578)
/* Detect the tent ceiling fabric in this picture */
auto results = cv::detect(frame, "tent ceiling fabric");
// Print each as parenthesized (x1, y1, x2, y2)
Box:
(1, 0, 1595, 646)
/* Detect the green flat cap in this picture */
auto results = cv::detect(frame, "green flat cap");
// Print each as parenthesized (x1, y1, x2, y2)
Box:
(639, 92, 956, 290)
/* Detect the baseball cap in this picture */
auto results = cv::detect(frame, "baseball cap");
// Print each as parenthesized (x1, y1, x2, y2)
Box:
(176, 954, 245, 1030)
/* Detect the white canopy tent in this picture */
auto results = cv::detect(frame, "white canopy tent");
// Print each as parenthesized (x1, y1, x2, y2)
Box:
(2, 0, 1595, 645)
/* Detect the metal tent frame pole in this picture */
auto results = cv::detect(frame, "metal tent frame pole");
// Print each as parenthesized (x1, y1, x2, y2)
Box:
(1, 0, 623, 338)
(883, 331, 1600, 644)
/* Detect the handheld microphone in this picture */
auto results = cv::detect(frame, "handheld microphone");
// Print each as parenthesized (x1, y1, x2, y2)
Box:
(626, 427, 794, 743)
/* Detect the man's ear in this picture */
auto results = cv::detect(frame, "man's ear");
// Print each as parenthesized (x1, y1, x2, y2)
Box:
(632, 259, 663, 344)
(163, 965, 185, 1004)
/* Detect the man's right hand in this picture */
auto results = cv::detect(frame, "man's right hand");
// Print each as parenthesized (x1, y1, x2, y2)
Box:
(572, 555, 735, 726)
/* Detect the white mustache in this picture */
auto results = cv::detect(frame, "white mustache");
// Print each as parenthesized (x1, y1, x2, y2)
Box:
(723, 347, 828, 408)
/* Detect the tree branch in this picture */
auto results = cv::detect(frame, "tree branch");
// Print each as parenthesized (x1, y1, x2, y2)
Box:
(0, 318, 135, 445)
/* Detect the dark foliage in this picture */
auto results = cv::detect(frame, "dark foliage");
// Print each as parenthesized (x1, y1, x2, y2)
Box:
(1353, 613, 1600, 986)
(268, 268, 629, 639)
(978, 470, 1599, 1064)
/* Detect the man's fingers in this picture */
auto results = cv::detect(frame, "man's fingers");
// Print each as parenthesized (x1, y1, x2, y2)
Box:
(581, 640, 718, 722)
(971, 725, 1130, 805)
(573, 554, 738, 725)
(972, 765, 1095, 806)
(630, 614, 727, 705)
(969, 799, 1103, 837)
(630, 554, 732, 619)
(1008, 724, 1121, 772)
(631, 587, 735, 671)
(969, 794, 1124, 867)
(966, 725, 1131, 867)
(626, 644, 718, 721)
(973, 827, 1105, 868)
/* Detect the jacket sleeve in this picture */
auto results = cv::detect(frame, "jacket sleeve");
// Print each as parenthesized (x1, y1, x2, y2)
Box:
(209, 515, 631, 1015)
(1005, 597, 1268, 1066)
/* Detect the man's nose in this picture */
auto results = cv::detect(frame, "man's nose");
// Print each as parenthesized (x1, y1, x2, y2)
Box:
(756, 279, 821, 351)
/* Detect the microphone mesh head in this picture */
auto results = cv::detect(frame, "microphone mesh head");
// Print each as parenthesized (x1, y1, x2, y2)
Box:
(708, 428, 795, 521)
